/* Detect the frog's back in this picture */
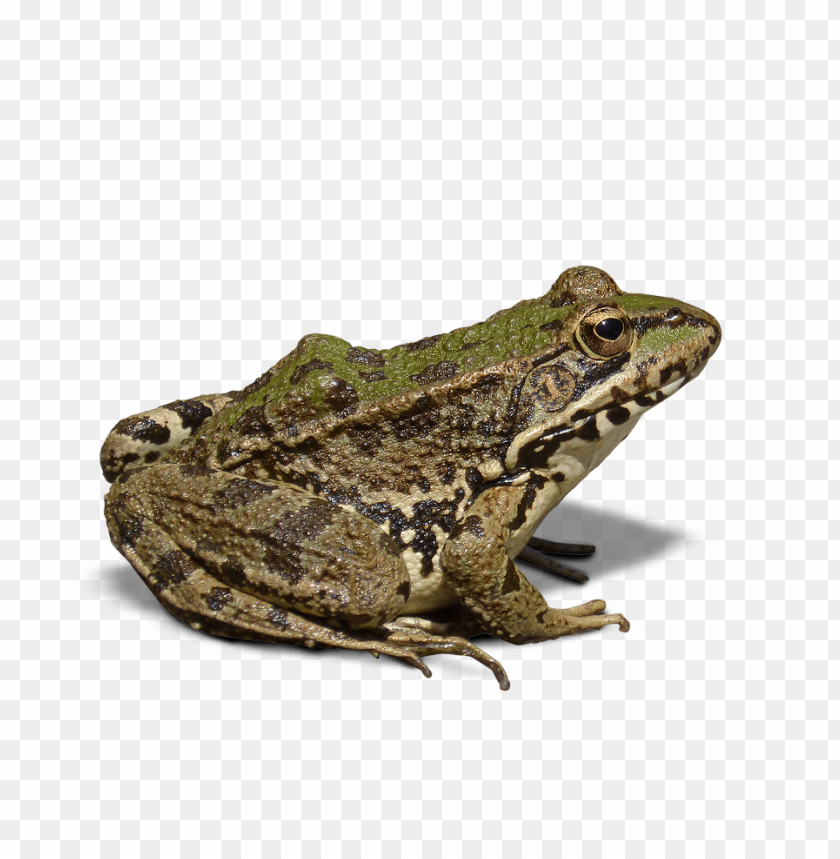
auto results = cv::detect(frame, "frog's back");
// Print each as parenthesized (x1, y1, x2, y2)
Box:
(200, 277, 603, 445)
(103, 267, 625, 481)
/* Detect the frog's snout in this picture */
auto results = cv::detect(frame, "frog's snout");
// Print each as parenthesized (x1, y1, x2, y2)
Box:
(709, 312, 722, 352)
(692, 305, 722, 361)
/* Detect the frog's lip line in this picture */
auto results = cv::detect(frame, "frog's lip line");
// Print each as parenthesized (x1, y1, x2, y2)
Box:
(568, 374, 691, 430)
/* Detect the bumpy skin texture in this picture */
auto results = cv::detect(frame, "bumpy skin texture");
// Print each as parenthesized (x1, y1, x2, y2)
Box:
(102, 266, 721, 689)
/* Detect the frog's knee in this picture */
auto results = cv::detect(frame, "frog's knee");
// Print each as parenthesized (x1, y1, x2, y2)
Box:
(304, 515, 411, 628)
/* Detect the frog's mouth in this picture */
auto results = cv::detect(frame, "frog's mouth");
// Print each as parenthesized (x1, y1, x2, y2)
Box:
(573, 373, 691, 429)
(508, 373, 693, 473)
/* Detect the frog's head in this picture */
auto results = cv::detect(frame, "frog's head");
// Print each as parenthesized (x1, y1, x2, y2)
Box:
(505, 266, 721, 475)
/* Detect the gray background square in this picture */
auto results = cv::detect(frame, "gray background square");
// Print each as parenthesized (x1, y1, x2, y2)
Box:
(1, 4, 835, 857)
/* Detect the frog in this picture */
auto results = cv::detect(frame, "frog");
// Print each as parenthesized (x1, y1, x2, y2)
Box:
(101, 266, 721, 690)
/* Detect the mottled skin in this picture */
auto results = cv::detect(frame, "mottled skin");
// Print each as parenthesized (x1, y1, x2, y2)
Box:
(102, 266, 721, 689)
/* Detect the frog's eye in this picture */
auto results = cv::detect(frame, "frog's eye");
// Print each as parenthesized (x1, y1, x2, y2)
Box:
(576, 307, 633, 359)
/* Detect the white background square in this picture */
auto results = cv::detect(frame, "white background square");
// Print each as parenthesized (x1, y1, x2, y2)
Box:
(1, 3, 836, 857)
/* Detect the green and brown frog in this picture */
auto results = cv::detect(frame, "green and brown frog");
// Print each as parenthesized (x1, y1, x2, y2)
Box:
(101, 266, 721, 689)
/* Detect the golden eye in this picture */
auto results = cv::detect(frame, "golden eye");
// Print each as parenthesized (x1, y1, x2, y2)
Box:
(576, 307, 633, 359)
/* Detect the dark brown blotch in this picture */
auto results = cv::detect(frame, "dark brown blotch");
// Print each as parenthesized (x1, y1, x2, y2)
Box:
(659, 365, 676, 385)
(266, 607, 291, 629)
(501, 559, 520, 595)
(213, 477, 277, 510)
(576, 415, 601, 442)
(459, 515, 485, 540)
(323, 377, 359, 411)
(204, 586, 233, 612)
(407, 497, 462, 569)
(114, 415, 171, 445)
(108, 505, 147, 549)
(403, 334, 442, 353)
(235, 404, 271, 438)
(633, 392, 658, 409)
(437, 461, 457, 485)
(510, 477, 547, 533)
(165, 398, 214, 432)
(409, 360, 460, 386)
(154, 550, 196, 593)
(606, 406, 630, 425)
(346, 346, 386, 367)
(274, 501, 339, 545)
(571, 351, 632, 402)
(514, 427, 576, 471)
(101, 450, 141, 483)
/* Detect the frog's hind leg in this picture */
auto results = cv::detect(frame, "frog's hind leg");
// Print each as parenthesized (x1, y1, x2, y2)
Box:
(105, 463, 509, 686)
(118, 547, 507, 687)
(132, 554, 485, 683)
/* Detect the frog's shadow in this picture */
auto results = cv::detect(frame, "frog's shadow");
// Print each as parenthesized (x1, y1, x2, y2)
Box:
(517, 499, 682, 597)
(100, 499, 682, 657)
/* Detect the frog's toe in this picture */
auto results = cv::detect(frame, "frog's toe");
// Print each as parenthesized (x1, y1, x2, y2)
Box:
(392, 652, 433, 679)
(380, 625, 510, 690)
(528, 536, 596, 557)
(387, 614, 482, 639)
(560, 599, 607, 617)
(553, 606, 630, 635)
(517, 546, 588, 583)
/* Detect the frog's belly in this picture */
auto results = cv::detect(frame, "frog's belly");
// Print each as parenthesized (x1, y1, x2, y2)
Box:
(399, 551, 459, 615)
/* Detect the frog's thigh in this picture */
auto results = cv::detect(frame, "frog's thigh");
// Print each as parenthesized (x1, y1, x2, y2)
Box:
(105, 463, 411, 629)
(440, 485, 629, 644)
(109, 532, 436, 667)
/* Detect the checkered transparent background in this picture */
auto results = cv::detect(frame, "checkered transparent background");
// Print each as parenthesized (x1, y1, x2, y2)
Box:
(1, 3, 836, 857)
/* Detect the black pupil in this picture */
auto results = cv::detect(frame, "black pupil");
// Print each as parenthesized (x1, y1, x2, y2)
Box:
(594, 317, 624, 340)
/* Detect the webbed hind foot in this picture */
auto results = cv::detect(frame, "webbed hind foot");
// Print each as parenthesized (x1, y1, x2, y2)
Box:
(380, 623, 510, 690)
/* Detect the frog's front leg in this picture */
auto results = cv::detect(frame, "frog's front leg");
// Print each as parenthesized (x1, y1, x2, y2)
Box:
(440, 484, 630, 645)
(105, 464, 507, 684)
